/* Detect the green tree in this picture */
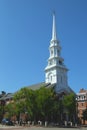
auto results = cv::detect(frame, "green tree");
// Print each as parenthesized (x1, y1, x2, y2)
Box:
(5, 86, 77, 125)
(5, 102, 17, 119)
(63, 93, 76, 123)
(51, 99, 61, 123)
(13, 86, 55, 122)
(35, 87, 54, 121)
(13, 87, 35, 120)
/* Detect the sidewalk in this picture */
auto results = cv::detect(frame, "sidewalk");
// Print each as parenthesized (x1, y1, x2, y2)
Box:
(0, 124, 87, 130)
(0, 124, 24, 129)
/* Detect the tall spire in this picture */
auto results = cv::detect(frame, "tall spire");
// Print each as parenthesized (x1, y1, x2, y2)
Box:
(51, 12, 57, 41)
(45, 13, 73, 94)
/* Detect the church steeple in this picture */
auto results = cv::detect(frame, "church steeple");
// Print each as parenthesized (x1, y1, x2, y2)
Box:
(51, 12, 57, 41)
(45, 13, 69, 92)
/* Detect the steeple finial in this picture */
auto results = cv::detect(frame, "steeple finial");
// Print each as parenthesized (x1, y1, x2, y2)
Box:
(51, 12, 57, 41)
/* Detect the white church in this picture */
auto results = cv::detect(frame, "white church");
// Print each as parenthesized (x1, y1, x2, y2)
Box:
(28, 13, 74, 94)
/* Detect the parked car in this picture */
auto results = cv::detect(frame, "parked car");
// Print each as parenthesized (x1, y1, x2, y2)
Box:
(1, 118, 13, 125)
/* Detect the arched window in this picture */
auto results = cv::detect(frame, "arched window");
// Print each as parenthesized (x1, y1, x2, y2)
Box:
(51, 76, 52, 81)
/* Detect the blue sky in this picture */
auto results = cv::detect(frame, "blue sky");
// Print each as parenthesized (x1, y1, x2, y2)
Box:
(0, 0, 87, 93)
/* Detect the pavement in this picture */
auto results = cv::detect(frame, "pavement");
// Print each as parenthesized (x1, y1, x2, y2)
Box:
(0, 125, 87, 130)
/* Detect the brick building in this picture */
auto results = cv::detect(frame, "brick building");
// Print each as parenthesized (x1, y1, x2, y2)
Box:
(76, 89, 87, 124)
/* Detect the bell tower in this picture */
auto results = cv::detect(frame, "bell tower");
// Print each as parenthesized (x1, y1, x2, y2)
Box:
(45, 13, 69, 91)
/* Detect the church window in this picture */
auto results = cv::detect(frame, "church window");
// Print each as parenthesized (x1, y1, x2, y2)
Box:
(59, 60, 62, 65)
(51, 76, 52, 81)
(50, 60, 53, 65)
(54, 48, 56, 55)
(51, 50, 53, 56)
(49, 61, 52, 65)
(57, 50, 60, 56)
(49, 61, 51, 65)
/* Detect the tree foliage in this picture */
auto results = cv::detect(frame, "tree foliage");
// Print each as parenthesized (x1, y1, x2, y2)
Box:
(13, 87, 35, 119)
(63, 93, 76, 113)
(3, 87, 76, 124)
(63, 93, 76, 122)
(35, 87, 54, 121)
